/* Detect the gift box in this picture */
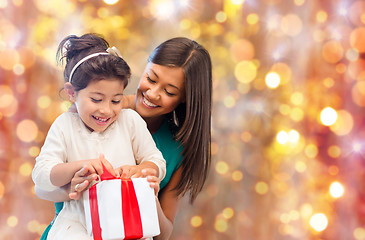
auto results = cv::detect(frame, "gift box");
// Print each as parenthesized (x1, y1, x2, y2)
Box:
(83, 168, 160, 240)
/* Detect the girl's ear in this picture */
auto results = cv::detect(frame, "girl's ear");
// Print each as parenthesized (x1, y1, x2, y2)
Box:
(64, 82, 76, 102)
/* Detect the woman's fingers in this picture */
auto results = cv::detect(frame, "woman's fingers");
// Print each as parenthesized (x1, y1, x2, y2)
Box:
(141, 168, 158, 177)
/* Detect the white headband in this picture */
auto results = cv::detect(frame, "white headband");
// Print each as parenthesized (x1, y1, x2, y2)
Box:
(68, 46, 123, 83)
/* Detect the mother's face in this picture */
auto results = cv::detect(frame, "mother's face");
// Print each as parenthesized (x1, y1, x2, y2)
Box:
(135, 63, 185, 121)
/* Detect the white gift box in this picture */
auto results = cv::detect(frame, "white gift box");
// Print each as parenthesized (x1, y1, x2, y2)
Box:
(83, 177, 160, 240)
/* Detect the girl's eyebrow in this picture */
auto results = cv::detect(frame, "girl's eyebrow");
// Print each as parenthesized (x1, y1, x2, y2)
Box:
(150, 69, 180, 90)
(90, 92, 123, 96)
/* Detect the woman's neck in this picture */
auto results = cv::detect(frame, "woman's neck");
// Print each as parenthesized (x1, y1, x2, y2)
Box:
(144, 116, 165, 134)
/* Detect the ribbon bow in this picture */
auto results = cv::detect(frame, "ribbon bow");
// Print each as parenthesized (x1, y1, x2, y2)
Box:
(106, 46, 123, 58)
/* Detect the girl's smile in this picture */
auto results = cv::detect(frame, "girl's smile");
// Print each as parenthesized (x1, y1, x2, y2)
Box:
(69, 78, 124, 132)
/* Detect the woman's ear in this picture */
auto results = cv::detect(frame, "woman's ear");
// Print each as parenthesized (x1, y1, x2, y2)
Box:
(64, 82, 76, 102)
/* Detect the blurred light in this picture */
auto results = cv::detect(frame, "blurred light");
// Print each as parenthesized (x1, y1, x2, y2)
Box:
(294, 0, 305, 6)
(320, 107, 338, 126)
(350, 27, 365, 53)
(234, 60, 257, 83)
(309, 213, 328, 232)
(230, 39, 255, 61)
(247, 13, 259, 25)
(103, 0, 119, 5)
(316, 11, 328, 23)
(352, 80, 365, 106)
(13, 63, 25, 75)
(354, 227, 365, 240)
(301, 204, 313, 218)
(179, 0, 189, 8)
(215, 218, 228, 232)
(279, 104, 291, 115)
(323, 77, 335, 88)
(305, 144, 318, 158)
(224, 95, 236, 108)
(216, 11, 227, 23)
(352, 142, 363, 152)
(336, 63, 347, 74)
(19, 162, 33, 177)
(16, 119, 38, 142)
(232, 170, 243, 181)
(328, 165, 339, 176)
(37, 95, 52, 109)
(330, 110, 354, 136)
(0, 0, 8, 8)
(216, 161, 229, 175)
(329, 181, 345, 198)
(211, 142, 219, 155)
(255, 181, 269, 195)
(265, 72, 280, 88)
(0, 182, 4, 199)
(222, 207, 234, 219)
(277, 131, 289, 144)
(151, 0, 175, 20)
(7, 216, 18, 227)
(290, 107, 304, 122)
(328, 145, 341, 158)
(338, 7, 348, 16)
(290, 92, 304, 105)
(346, 48, 359, 61)
(231, 0, 244, 5)
(190, 216, 202, 227)
(240, 131, 252, 142)
(322, 40, 344, 63)
(29, 146, 40, 157)
(281, 14, 303, 36)
(288, 130, 300, 143)
(295, 161, 307, 173)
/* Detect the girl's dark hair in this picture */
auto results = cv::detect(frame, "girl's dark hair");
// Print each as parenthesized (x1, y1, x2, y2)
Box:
(57, 33, 130, 91)
(149, 37, 212, 203)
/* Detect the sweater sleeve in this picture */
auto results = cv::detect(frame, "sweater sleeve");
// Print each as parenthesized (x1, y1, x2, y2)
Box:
(125, 110, 166, 180)
(32, 114, 68, 191)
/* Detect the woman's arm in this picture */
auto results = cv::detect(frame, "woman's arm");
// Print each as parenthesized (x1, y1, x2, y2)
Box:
(154, 166, 183, 240)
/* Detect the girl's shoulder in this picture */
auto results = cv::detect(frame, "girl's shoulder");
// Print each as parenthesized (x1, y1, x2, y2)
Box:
(116, 109, 146, 127)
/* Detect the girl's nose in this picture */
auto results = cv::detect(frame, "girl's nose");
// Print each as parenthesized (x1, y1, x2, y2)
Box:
(99, 102, 112, 115)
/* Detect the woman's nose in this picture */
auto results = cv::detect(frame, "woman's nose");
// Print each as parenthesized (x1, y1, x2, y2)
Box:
(146, 87, 159, 100)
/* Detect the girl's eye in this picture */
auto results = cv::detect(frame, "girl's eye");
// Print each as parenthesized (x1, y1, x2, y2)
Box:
(91, 98, 102, 103)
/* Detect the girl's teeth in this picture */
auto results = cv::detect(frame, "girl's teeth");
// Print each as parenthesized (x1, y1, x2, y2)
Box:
(143, 97, 158, 107)
(94, 116, 108, 122)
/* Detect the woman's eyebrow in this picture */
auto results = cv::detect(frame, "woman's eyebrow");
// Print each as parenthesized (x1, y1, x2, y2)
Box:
(150, 69, 180, 90)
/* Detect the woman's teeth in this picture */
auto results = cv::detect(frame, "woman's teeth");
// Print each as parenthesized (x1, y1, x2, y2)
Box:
(143, 96, 158, 107)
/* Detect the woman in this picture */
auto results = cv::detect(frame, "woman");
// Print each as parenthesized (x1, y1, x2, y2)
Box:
(36, 36, 212, 239)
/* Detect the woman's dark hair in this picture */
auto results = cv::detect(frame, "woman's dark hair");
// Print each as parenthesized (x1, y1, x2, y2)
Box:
(56, 33, 130, 91)
(149, 37, 212, 203)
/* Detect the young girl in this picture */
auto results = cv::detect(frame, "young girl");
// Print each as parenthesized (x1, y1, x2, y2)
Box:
(32, 33, 166, 239)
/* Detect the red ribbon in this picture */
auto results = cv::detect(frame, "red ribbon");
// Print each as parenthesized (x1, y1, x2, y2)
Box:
(88, 164, 143, 239)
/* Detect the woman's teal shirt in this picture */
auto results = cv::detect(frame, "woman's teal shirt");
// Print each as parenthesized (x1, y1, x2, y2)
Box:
(40, 119, 183, 240)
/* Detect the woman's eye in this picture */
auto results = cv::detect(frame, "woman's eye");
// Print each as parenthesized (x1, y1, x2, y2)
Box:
(165, 90, 175, 96)
(112, 100, 121, 104)
(91, 98, 101, 103)
(147, 76, 156, 83)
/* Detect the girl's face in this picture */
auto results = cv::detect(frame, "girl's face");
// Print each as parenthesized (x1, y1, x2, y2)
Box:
(71, 79, 124, 132)
(135, 63, 185, 122)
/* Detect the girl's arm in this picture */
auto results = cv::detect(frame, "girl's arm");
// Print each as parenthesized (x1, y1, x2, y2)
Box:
(154, 166, 183, 240)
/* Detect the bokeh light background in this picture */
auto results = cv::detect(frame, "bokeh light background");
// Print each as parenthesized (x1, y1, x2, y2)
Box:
(1, 0, 365, 239)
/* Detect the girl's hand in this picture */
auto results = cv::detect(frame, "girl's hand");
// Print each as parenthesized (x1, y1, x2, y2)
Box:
(116, 165, 158, 179)
(69, 166, 98, 200)
(69, 154, 117, 199)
